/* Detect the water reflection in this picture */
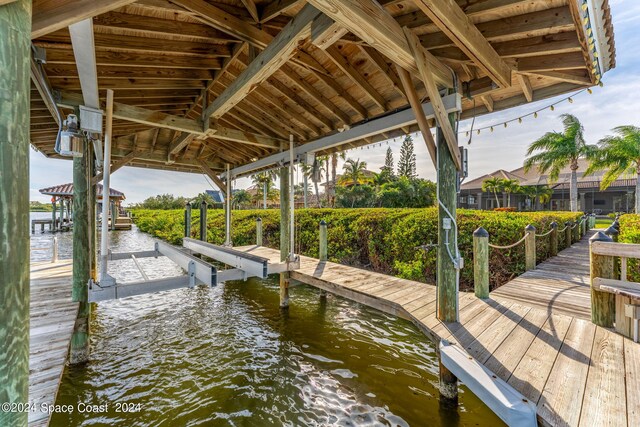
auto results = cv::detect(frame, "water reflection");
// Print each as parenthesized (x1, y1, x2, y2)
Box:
(36, 213, 501, 427)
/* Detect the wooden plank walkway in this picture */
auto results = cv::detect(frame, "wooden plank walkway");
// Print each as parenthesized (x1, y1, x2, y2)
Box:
(28, 260, 78, 427)
(237, 231, 640, 427)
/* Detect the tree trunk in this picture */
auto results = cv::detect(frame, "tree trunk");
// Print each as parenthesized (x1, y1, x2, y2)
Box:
(494, 191, 500, 208)
(331, 153, 338, 207)
(507, 192, 511, 207)
(303, 173, 308, 208)
(263, 182, 267, 209)
(314, 180, 321, 208)
(570, 164, 578, 212)
(325, 159, 330, 206)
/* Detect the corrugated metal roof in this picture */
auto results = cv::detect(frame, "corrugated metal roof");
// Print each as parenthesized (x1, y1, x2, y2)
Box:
(39, 183, 126, 200)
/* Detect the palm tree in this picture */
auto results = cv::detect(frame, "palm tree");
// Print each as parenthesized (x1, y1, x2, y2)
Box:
(232, 190, 251, 209)
(251, 170, 276, 209)
(502, 179, 520, 207)
(524, 114, 597, 212)
(481, 177, 504, 208)
(521, 185, 553, 210)
(330, 152, 346, 207)
(342, 158, 367, 186)
(302, 159, 324, 208)
(586, 125, 640, 213)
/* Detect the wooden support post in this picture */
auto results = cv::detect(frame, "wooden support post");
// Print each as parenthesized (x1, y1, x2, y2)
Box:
(549, 222, 558, 257)
(319, 220, 328, 298)
(582, 216, 587, 236)
(256, 217, 262, 246)
(58, 198, 64, 229)
(565, 221, 572, 248)
(525, 224, 536, 271)
(573, 219, 580, 242)
(184, 202, 192, 238)
(52, 199, 57, 231)
(589, 231, 615, 327)
(279, 161, 290, 308)
(437, 104, 459, 322)
(439, 358, 459, 403)
(199, 200, 207, 242)
(88, 145, 97, 282)
(473, 227, 489, 299)
(319, 220, 328, 262)
(70, 137, 92, 364)
(110, 200, 116, 231)
(0, 0, 31, 422)
(225, 164, 232, 246)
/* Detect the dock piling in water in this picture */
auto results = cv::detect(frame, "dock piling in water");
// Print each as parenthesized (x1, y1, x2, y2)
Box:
(524, 225, 536, 271)
(184, 202, 192, 238)
(256, 217, 262, 246)
(199, 201, 207, 242)
(473, 227, 489, 299)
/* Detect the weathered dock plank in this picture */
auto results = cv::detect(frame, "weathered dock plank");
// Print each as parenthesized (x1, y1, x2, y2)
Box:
(28, 260, 78, 427)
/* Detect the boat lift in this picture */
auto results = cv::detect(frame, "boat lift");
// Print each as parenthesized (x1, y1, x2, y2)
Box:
(88, 239, 300, 303)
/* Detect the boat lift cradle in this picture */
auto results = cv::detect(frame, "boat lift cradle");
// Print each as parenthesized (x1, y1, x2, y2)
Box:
(88, 239, 299, 302)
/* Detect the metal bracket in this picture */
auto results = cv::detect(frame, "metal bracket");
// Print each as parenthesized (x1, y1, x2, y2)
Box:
(183, 238, 269, 279)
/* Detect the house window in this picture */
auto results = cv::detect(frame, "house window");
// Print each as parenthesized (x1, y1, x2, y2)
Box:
(468, 196, 475, 204)
(459, 196, 466, 204)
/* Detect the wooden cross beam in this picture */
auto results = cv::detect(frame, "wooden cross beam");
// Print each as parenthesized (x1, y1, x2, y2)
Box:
(261, 0, 301, 23)
(413, 0, 511, 88)
(404, 27, 462, 170)
(198, 160, 227, 196)
(31, 0, 136, 39)
(396, 65, 437, 167)
(91, 151, 136, 185)
(306, 0, 453, 88)
(202, 4, 322, 122)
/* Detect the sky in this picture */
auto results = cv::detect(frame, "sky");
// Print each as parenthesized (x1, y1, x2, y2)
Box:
(29, 0, 640, 205)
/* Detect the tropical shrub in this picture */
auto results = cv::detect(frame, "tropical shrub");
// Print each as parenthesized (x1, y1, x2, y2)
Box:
(132, 208, 583, 291)
(619, 214, 640, 282)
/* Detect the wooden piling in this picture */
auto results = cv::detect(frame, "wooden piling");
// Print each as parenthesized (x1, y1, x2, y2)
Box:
(256, 217, 262, 246)
(0, 0, 31, 422)
(573, 219, 580, 242)
(184, 202, 192, 238)
(52, 199, 57, 232)
(436, 109, 458, 323)
(59, 198, 64, 229)
(279, 164, 290, 308)
(110, 200, 116, 231)
(473, 227, 489, 299)
(589, 231, 615, 327)
(565, 221, 572, 248)
(70, 137, 91, 364)
(319, 220, 328, 262)
(199, 200, 207, 242)
(524, 224, 536, 271)
(549, 222, 558, 257)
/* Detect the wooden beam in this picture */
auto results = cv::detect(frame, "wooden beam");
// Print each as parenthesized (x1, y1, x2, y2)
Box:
(168, 132, 195, 156)
(0, 0, 17, 6)
(325, 45, 388, 111)
(240, 0, 259, 22)
(404, 27, 462, 170)
(515, 52, 586, 73)
(30, 57, 63, 126)
(199, 160, 227, 195)
(396, 65, 436, 167)
(91, 150, 136, 185)
(31, 0, 136, 39)
(360, 45, 406, 98)
(311, 14, 348, 50)
(412, 0, 511, 88)
(203, 4, 321, 122)
(212, 127, 284, 149)
(524, 70, 592, 86)
(480, 95, 494, 112)
(517, 74, 533, 102)
(306, 0, 453, 88)
(261, 0, 300, 23)
(112, 101, 206, 135)
(68, 19, 100, 108)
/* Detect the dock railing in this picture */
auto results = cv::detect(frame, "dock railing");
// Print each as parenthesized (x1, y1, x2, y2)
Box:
(31, 236, 59, 263)
(473, 215, 592, 298)
(590, 227, 640, 342)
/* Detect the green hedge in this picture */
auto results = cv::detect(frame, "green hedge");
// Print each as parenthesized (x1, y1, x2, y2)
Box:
(619, 214, 640, 282)
(131, 208, 583, 290)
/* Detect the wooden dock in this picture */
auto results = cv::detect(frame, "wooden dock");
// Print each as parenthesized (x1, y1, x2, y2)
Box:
(237, 233, 640, 427)
(28, 260, 77, 427)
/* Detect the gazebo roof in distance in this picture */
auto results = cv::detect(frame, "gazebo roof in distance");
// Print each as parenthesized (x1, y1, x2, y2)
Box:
(39, 183, 126, 200)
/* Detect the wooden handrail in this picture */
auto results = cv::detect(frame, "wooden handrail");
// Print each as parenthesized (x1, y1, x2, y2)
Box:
(591, 241, 640, 258)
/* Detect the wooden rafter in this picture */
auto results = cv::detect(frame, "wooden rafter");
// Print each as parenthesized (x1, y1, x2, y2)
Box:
(359, 45, 406, 99)
(413, 0, 511, 88)
(480, 95, 494, 112)
(404, 27, 462, 170)
(515, 52, 585, 73)
(202, 4, 322, 123)
(306, 0, 453, 88)
(517, 74, 533, 102)
(396, 65, 436, 167)
(525, 70, 592, 86)
(31, 0, 136, 39)
(311, 14, 348, 50)
(239, 0, 259, 23)
(261, 0, 301, 23)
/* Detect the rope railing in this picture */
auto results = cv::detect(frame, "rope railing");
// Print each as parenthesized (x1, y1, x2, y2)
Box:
(535, 228, 555, 238)
(488, 232, 530, 250)
(557, 225, 569, 233)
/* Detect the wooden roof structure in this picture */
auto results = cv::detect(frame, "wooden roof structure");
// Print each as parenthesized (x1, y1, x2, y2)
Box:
(39, 182, 126, 200)
(29, 0, 616, 181)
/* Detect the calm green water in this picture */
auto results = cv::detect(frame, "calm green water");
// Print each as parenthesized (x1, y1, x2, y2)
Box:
(39, 222, 503, 427)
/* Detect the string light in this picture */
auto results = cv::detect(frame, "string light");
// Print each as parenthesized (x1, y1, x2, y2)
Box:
(534, 112, 538, 118)
(518, 117, 522, 124)
(568, 97, 573, 103)
(550, 105, 555, 111)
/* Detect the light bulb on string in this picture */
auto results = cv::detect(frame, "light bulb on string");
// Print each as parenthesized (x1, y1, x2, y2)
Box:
(490, 126, 494, 132)
(518, 117, 523, 124)
(550, 105, 555, 111)
(588, 88, 593, 94)
(504, 122, 508, 128)
(568, 97, 574, 103)
(477, 129, 480, 135)
(534, 112, 538, 118)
